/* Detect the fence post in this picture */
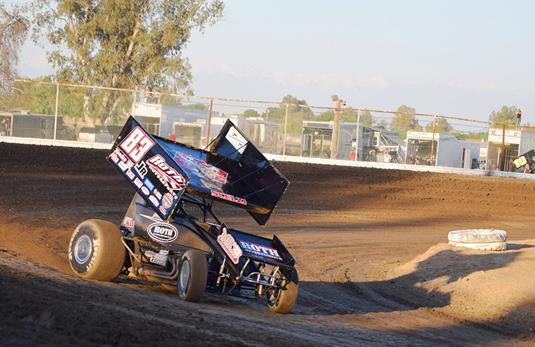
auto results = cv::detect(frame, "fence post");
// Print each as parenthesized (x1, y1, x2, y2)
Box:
(431, 116, 436, 165)
(354, 111, 361, 161)
(485, 124, 491, 172)
(53, 82, 59, 140)
(205, 99, 214, 147)
(131, 89, 137, 117)
(282, 103, 288, 156)
(500, 124, 506, 171)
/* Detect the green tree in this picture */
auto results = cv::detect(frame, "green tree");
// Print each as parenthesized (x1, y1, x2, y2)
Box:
(280, 94, 313, 116)
(359, 110, 372, 127)
(489, 105, 519, 127)
(184, 103, 207, 110)
(30, 0, 224, 125)
(316, 109, 359, 123)
(243, 109, 260, 118)
(316, 110, 334, 121)
(0, 5, 29, 91)
(425, 117, 452, 133)
(0, 78, 88, 124)
(264, 95, 313, 135)
(373, 118, 389, 129)
(450, 131, 487, 141)
(390, 105, 421, 139)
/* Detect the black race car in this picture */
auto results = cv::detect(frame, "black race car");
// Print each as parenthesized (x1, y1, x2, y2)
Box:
(68, 116, 298, 313)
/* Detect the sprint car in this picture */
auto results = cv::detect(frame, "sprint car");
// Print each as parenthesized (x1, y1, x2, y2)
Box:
(513, 149, 535, 173)
(68, 116, 298, 313)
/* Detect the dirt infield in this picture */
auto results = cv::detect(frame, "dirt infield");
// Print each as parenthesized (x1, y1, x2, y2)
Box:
(1, 142, 535, 346)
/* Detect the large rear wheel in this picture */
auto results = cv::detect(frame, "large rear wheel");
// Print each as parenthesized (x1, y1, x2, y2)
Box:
(68, 219, 126, 281)
(177, 250, 208, 302)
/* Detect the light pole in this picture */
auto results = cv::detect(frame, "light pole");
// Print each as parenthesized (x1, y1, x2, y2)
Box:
(354, 110, 361, 161)
(330, 95, 345, 159)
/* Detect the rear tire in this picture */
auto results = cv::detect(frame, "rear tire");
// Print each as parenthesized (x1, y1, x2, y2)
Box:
(267, 269, 299, 314)
(177, 250, 208, 302)
(68, 219, 126, 281)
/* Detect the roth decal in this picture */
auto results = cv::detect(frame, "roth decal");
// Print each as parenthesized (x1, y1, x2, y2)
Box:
(147, 155, 187, 194)
(239, 241, 282, 260)
(147, 223, 178, 243)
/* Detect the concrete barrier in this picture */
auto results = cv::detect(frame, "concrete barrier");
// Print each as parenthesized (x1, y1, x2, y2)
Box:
(0, 136, 112, 150)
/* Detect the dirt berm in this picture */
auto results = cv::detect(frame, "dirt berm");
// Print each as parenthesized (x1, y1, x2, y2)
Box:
(1, 142, 535, 346)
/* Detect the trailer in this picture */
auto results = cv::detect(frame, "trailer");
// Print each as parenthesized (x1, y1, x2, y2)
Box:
(405, 131, 480, 168)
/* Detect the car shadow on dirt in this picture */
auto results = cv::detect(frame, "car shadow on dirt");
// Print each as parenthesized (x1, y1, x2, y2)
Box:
(300, 245, 528, 313)
(296, 244, 535, 342)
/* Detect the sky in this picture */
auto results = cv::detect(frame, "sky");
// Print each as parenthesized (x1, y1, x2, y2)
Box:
(12, 0, 535, 123)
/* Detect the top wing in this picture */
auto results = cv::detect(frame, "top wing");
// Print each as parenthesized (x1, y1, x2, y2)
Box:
(108, 116, 289, 225)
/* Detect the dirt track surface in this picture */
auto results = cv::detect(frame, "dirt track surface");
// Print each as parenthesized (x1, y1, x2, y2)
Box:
(2, 142, 535, 346)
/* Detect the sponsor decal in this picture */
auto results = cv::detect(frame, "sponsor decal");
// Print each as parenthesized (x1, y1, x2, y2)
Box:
(217, 228, 242, 264)
(150, 251, 168, 266)
(162, 193, 174, 209)
(111, 147, 165, 210)
(110, 148, 134, 171)
(121, 217, 135, 232)
(514, 156, 528, 169)
(144, 249, 169, 266)
(174, 152, 229, 185)
(225, 126, 248, 154)
(239, 241, 282, 261)
(147, 222, 178, 243)
(211, 190, 247, 206)
(149, 195, 160, 207)
(135, 161, 148, 178)
(147, 155, 187, 195)
(143, 178, 154, 191)
(119, 126, 155, 163)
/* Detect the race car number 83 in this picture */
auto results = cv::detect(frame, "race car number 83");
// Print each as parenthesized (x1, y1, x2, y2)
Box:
(120, 127, 155, 163)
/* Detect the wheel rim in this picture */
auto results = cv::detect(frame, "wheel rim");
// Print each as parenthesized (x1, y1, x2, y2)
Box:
(179, 259, 191, 295)
(73, 235, 92, 264)
(267, 287, 282, 305)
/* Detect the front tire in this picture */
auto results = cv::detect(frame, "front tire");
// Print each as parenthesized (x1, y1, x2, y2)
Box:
(68, 219, 126, 281)
(177, 250, 208, 302)
(267, 269, 299, 314)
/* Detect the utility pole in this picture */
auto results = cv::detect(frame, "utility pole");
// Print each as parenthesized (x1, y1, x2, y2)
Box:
(500, 123, 506, 171)
(330, 95, 344, 159)
(205, 99, 214, 147)
(53, 83, 59, 140)
(283, 103, 289, 156)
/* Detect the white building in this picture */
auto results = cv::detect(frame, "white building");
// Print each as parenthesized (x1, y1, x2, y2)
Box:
(486, 127, 535, 171)
(405, 131, 480, 168)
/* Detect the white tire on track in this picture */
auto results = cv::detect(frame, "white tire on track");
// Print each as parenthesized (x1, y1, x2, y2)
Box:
(448, 229, 507, 251)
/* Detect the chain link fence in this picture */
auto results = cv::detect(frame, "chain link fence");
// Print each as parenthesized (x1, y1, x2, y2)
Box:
(1, 79, 532, 172)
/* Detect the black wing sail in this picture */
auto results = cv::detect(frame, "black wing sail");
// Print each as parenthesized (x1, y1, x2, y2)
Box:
(108, 117, 289, 225)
